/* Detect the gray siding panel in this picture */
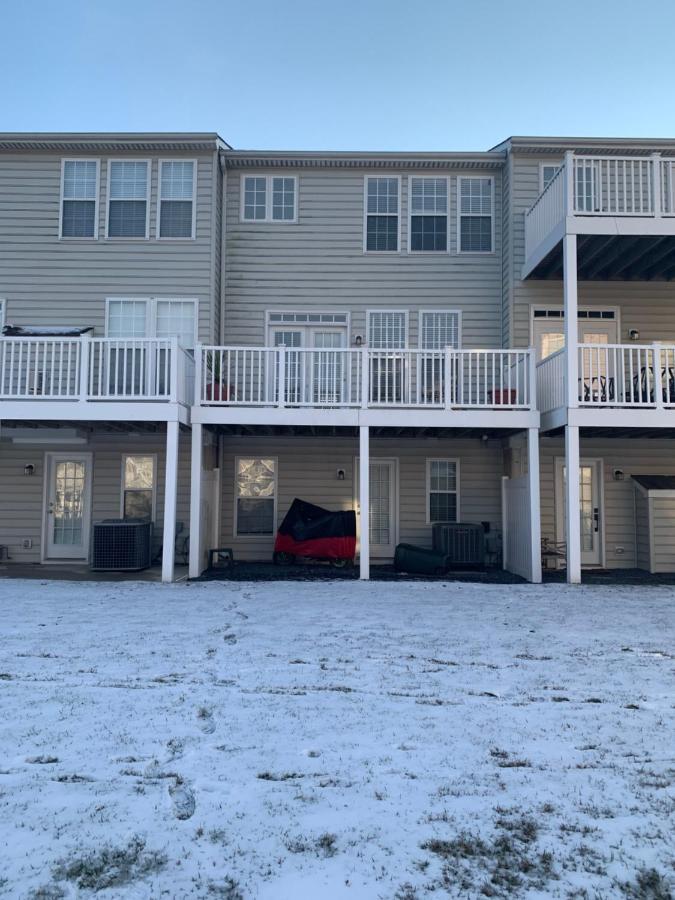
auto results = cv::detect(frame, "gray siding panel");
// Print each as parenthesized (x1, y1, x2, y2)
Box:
(218, 435, 502, 561)
(0, 152, 218, 341)
(223, 169, 503, 349)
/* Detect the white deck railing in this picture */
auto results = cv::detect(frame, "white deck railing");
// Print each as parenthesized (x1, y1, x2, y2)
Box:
(536, 348, 566, 414)
(198, 346, 534, 410)
(525, 152, 675, 265)
(0, 336, 193, 404)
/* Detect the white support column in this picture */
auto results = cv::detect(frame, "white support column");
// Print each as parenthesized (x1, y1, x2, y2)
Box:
(188, 423, 203, 579)
(527, 427, 542, 584)
(359, 425, 370, 580)
(565, 424, 581, 584)
(162, 420, 180, 583)
(563, 233, 579, 409)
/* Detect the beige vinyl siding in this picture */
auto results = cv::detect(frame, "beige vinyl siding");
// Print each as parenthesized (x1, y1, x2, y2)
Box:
(650, 495, 675, 572)
(0, 429, 191, 563)
(635, 488, 651, 570)
(0, 152, 218, 341)
(501, 153, 513, 348)
(539, 436, 675, 569)
(223, 169, 503, 349)
(508, 152, 675, 349)
(218, 435, 502, 560)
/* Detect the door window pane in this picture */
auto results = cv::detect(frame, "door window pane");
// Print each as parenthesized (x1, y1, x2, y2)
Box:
(53, 461, 86, 545)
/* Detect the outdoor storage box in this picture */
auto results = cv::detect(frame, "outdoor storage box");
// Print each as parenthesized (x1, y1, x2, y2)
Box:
(394, 543, 450, 575)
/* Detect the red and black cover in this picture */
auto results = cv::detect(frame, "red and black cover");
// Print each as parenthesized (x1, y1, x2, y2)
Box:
(274, 498, 356, 561)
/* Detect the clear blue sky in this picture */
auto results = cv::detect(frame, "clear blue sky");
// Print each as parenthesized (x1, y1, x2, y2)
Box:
(3, 0, 675, 151)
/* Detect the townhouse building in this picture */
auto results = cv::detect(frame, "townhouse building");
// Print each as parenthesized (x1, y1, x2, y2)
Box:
(2, 132, 675, 583)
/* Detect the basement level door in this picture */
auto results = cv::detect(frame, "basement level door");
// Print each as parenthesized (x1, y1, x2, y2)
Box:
(355, 458, 397, 558)
(555, 458, 602, 567)
(45, 453, 93, 560)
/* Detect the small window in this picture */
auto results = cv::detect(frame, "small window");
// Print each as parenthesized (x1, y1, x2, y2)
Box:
(241, 175, 296, 222)
(107, 161, 149, 238)
(365, 177, 399, 252)
(235, 458, 276, 536)
(458, 176, 493, 253)
(61, 160, 99, 238)
(122, 455, 155, 521)
(427, 459, 458, 523)
(107, 299, 149, 338)
(367, 311, 407, 348)
(420, 311, 460, 349)
(540, 164, 560, 192)
(155, 299, 196, 350)
(158, 161, 195, 238)
(410, 178, 448, 252)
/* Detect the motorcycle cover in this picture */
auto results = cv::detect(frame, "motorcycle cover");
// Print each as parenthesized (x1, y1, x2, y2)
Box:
(274, 498, 356, 561)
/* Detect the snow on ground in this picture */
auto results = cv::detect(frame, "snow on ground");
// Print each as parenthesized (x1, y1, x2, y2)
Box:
(0, 579, 674, 899)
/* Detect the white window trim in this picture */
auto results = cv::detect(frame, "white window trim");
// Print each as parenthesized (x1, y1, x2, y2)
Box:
(156, 159, 197, 240)
(363, 175, 402, 254)
(105, 159, 151, 240)
(366, 309, 409, 348)
(233, 456, 278, 539)
(120, 453, 157, 522)
(418, 309, 462, 349)
(239, 174, 298, 224)
(539, 161, 562, 193)
(426, 458, 460, 524)
(456, 175, 495, 255)
(407, 176, 450, 254)
(105, 297, 199, 348)
(0, 299, 5, 331)
(265, 309, 351, 345)
(59, 158, 100, 240)
(529, 305, 621, 345)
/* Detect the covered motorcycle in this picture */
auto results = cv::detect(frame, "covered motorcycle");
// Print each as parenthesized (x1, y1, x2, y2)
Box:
(273, 498, 356, 566)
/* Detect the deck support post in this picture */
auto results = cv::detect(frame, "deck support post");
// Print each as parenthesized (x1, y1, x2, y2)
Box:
(565, 424, 581, 584)
(188, 422, 203, 579)
(563, 233, 579, 409)
(162, 420, 180, 583)
(359, 425, 370, 580)
(527, 427, 542, 584)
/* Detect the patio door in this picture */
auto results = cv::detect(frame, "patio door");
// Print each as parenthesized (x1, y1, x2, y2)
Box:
(555, 458, 603, 567)
(355, 458, 397, 558)
(272, 326, 347, 404)
(44, 453, 93, 560)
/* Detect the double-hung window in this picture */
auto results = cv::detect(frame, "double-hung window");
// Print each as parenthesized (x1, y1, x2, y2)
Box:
(365, 177, 399, 251)
(122, 455, 156, 521)
(235, 458, 277, 535)
(540, 163, 560, 192)
(427, 459, 459, 523)
(61, 160, 99, 238)
(410, 178, 448, 252)
(458, 176, 493, 253)
(107, 161, 149, 238)
(241, 175, 297, 222)
(158, 161, 196, 238)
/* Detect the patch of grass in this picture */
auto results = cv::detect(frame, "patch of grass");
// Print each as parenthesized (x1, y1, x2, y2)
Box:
(52, 835, 166, 891)
(257, 771, 304, 781)
(394, 883, 419, 900)
(618, 868, 673, 899)
(315, 832, 338, 857)
(497, 758, 532, 769)
(207, 878, 244, 899)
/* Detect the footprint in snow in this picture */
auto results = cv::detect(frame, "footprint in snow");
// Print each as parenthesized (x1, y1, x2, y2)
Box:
(197, 707, 216, 734)
(223, 632, 237, 645)
(26, 755, 59, 764)
(169, 778, 196, 820)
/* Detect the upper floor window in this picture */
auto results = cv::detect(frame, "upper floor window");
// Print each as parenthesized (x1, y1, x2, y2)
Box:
(410, 178, 448, 252)
(158, 161, 196, 239)
(106, 297, 197, 349)
(540, 163, 560, 192)
(365, 177, 399, 252)
(241, 175, 297, 222)
(368, 310, 407, 348)
(107, 161, 149, 238)
(420, 310, 460, 349)
(458, 176, 493, 253)
(60, 160, 99, 238)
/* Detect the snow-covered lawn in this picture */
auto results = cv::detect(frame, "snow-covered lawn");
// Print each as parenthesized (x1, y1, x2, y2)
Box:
(1, 579, 674, 899)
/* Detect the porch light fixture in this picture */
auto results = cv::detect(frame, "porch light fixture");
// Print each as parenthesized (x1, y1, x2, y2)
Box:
(336, 468, 346, 481)
(613, 469, 625, 481)
(23, 464, 35, 477)
(353, 334, 363, 347)
(629, 329, 640, 341)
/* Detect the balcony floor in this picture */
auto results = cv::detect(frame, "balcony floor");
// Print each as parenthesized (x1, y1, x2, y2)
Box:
(528, 233, 675, 280)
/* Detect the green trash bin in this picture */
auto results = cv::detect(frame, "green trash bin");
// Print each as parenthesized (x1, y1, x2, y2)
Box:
(394, 543, 450, 576)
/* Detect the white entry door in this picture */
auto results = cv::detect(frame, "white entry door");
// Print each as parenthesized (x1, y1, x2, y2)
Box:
(272, 326, 347, 404)
(45, 453, 93, 559)
(355, 458, 397, 558)
(555, 458, 602, 566)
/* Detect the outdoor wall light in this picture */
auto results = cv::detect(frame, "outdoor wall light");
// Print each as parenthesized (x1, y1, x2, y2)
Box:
(353, 334, 363, 346)
(336, 468, 346, 481)
(613, 469, 625, 481)
(23, 463, 35, 477)
(629, 329, 640, 341)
